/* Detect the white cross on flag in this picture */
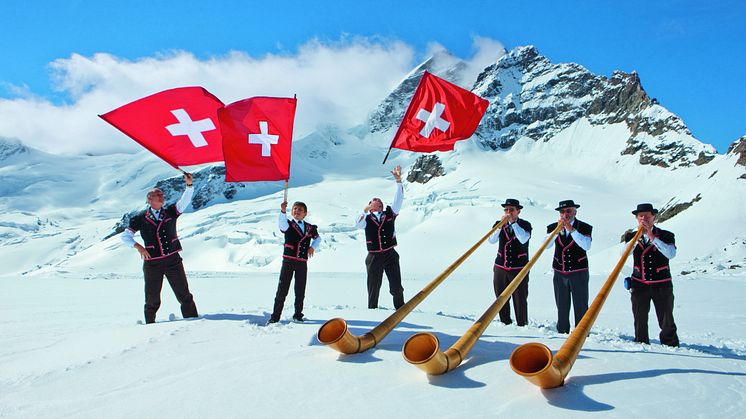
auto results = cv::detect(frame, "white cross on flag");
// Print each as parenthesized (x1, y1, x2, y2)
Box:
(248, 121, 280, 156)
(219, 97, 297, 182)
(390, 71, 489, 153)
(100, 87, 225, 168)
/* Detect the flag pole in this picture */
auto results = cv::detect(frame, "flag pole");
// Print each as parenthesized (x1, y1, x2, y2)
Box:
(382, 143, 395, 165)
(282, 93, 298, 202)
(284, 93, 296, 203)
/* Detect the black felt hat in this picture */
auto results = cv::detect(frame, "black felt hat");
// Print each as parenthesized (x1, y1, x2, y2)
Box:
(555, 199, 580, 211)
(501, 198, 523, 209)
(632, 203, 659, 215)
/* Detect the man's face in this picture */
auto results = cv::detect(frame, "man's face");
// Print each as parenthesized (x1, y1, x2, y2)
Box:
(369, 198, 383, 213)
(636, 212, 655, 227)
(292, 205, 307, 221)
(503, 206, 520, 221)
(559, 207, 577, 222)
(147, 190, 164, 210)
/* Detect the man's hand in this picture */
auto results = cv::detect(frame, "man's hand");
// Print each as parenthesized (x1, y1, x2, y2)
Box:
(364, 205, 372, 213)
(560, 217, 573, 231)
(308, 247, 315, 258)
(134, 243, 151, 260)
(501, 214, 510, 224)
(391, 165, 402, 183)
(639, 219, 655, 240)
(281, 201, 288, 213)
(184, 172, 193, 186)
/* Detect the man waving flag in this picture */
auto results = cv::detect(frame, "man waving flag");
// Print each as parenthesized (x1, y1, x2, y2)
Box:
(219, 97, 297, 182)
(100, 87, 225, 169)
(384, 71, 489, 162)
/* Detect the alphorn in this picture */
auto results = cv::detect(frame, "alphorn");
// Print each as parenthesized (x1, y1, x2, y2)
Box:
(509, 226, 644, 388)
(316, 218, 509, 354)
(402, 223, 563, 374)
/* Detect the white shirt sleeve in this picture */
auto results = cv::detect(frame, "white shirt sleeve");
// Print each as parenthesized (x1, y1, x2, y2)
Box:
(653, 237, 677, 260)
(488, 227, 500, 244)
(311, 236, 322, 250)
(512, 222, 531, 244)
(545, 233, 556, 249)
(175, 186, 194, 214)
(278, 212, 290, 232)
(570, 229, 592, 252)
(355, 212, 368, 229)
(391, 182, 404, 215)
(121, 228, 137, 248)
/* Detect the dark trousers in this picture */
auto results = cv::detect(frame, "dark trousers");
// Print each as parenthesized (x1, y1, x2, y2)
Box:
(630, 283, 679, 347)
(553, 270, 589, 333)
(365, 249, 404, 309)
(271, 258, 308, 321)
(493, 267, 529, 326)
(143, 253, 198, 324)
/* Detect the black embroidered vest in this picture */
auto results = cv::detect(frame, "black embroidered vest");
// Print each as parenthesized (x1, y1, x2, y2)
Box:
(364, 206, 397, 252)
(624, 227, 675, 285)
(282, 220, 319, 261)
(127, 204, 182, 259)
(546, 219, 592, 273)
(494, 219, 532, 270)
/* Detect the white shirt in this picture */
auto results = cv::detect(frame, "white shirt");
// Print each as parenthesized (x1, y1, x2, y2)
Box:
(278, 212, 321, 250)
(120, 186, 194, 248)
(355, 182, 404, 229)
(488, 220, 531, 245)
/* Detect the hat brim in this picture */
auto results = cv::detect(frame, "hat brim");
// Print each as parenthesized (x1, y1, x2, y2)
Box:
(501, 204, 523, 209)
(632, 209, 658, 215)
(555, 204, 580, 211)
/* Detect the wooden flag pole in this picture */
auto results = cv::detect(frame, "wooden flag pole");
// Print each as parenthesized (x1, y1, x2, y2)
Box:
(284, 94, 296, 201)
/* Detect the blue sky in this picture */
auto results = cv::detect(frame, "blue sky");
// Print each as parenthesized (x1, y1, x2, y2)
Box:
(1, 0, 744, 152)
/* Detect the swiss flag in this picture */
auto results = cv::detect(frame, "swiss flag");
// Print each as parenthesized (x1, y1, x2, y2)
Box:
(219, 97, 297, 182)
(390, 71, 489, 153)
(100, 87, 225, 168)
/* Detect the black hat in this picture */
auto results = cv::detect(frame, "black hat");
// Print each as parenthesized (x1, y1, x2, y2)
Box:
(501, 198, 523, 209)
(555, 199, 580, 211)
(632, 203, 658, 215)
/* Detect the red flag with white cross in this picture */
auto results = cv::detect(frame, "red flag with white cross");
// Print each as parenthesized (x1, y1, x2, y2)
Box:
(219, 97, 297, 182)
(389, 71, 489, 154)
(100, 86, 225, 168)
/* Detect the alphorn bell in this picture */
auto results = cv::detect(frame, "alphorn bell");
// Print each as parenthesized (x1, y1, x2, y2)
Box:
(402, 223, 563, 374)
(316, 218, 509, 354)
(509, 226, 644, 388)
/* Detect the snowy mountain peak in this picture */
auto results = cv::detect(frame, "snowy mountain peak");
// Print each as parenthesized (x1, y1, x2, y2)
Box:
(366, 52, 466, 134)
(471, 46, 716, 168)
(493, 44, 547, 72)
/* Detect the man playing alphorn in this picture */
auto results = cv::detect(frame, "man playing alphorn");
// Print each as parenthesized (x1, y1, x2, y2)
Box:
(488, 198, 532, 326)
(546, 199, 593, 334)
(623, 203, 680, 347)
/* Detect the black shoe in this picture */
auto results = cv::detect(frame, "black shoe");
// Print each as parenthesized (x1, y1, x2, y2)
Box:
(292, 314, 305, 322)
(266, 318, 279, 325)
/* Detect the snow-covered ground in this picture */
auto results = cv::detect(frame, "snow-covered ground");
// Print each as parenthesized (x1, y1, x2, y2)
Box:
(2, 270, 745, 418)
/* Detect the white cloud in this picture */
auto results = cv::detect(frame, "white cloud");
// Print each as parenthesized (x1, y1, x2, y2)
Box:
(462, 36, 506, 88)
(0, 36, 505, 155)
